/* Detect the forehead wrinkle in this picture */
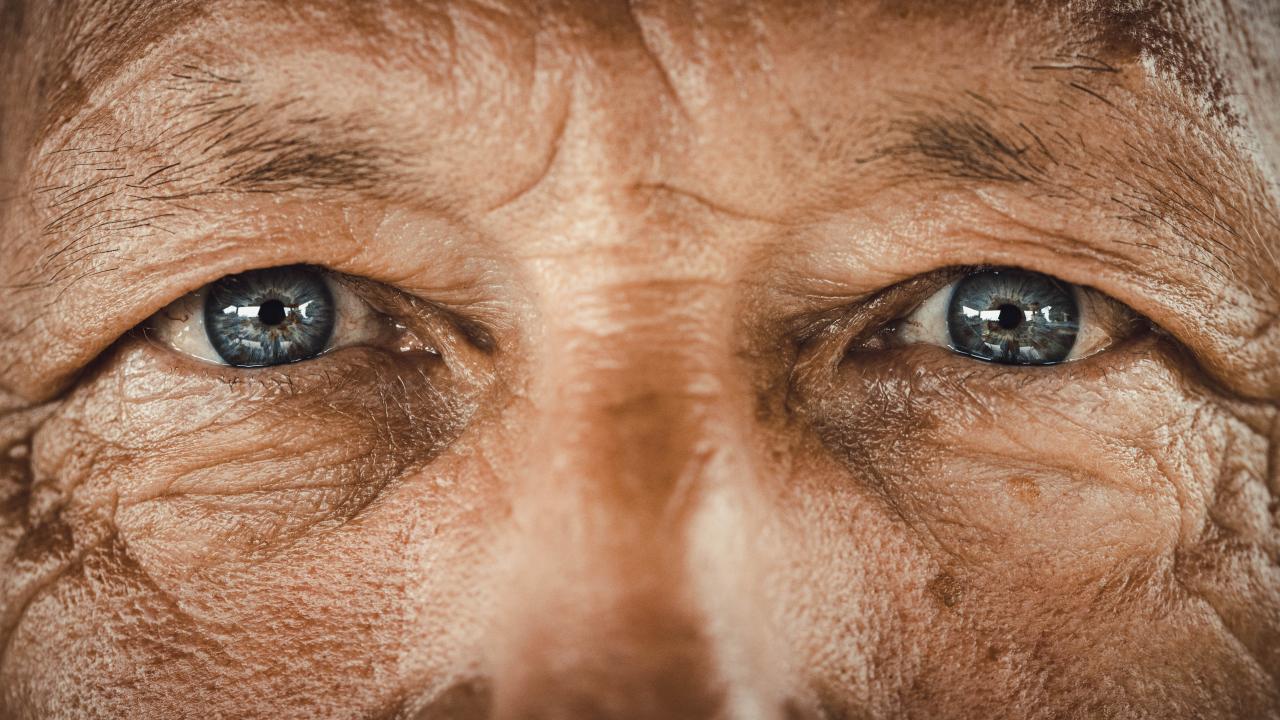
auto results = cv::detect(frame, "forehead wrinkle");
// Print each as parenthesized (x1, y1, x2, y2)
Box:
(10, 60, 418, 292)
(7, 0, 208, 143)
(13, 0, 532, 158)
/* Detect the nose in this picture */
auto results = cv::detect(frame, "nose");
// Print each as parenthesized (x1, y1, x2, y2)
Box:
(490, 278, 783, 720)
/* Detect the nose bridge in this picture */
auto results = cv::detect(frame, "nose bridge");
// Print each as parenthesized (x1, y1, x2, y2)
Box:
(491, 277, 772, 719)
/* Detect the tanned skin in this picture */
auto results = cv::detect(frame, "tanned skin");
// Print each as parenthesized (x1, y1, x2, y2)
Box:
(1, 1, 1278, 718)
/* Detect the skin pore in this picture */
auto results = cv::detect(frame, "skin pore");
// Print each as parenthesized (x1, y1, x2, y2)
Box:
(1, 1, 1279, 718)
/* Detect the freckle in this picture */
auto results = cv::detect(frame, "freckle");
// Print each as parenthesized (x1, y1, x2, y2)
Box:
(986, 645, 1002, 662)
(1007, 476, 1040, 504)
(927, 571, 964, 608)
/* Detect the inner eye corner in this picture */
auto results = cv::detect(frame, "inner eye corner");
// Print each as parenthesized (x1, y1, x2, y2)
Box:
(454, 318, 498, 354)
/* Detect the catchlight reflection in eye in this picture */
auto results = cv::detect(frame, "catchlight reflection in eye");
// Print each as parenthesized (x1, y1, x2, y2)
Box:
(946, 269, 1079, 365)
(885, 267, 1139, 367)
(204, 266, 336, 367)
(144, 265, 409, 368)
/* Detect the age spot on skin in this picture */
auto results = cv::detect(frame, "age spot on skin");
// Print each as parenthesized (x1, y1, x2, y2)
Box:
(926, 571, 965, 609)
(1006, 476, 1041, 505)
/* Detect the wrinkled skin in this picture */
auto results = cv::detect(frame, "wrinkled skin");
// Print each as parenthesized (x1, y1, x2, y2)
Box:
(1, 1, 1279, 718)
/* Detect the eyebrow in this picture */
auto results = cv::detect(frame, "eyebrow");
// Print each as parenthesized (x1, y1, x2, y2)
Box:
(869, 109, 1054, 185)
(4, 63, 401, 300)
(116, 66, 395, 200)
(856, 77, 1278, 298)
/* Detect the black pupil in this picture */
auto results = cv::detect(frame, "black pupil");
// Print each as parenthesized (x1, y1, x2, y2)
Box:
(204, 265, 335, 367)
(258, 299, 287, 326)
(945, 268, 1080, 365)
(996, 303, 1022, 330)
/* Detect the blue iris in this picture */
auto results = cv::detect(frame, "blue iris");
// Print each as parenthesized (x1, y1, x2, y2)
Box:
(946, 269, 1079, 365)
(204, 266, 335, 367)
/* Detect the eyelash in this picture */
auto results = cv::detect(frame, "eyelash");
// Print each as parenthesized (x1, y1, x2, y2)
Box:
(143, 267, 438, 368)
(833, 266, 1148, 366)
(142, 263, 1148, 379)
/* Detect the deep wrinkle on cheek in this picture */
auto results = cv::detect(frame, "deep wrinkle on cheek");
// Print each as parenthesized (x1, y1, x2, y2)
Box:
(0, 395, 118, 687)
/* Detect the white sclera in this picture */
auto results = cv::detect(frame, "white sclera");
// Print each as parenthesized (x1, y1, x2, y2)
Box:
(147, 273, 387, 366)
(895, 278, 1112, 363)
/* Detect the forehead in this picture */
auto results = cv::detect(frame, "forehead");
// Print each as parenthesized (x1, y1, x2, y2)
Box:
(11, 0, 1234, 114)
(11, 0, 1265, 203)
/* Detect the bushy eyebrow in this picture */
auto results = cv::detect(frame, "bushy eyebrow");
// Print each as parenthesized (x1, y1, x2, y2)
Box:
(117, 66, 395, 200)
(3, 63, 401, 300)
(855, 72, 1279, 301)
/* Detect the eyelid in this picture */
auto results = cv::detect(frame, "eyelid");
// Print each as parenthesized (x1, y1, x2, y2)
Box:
(145, 270, 415, 366)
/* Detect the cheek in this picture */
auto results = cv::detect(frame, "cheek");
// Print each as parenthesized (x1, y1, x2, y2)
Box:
(779, 334, 1280, 716)
(807, 336, 1219, 572)
(0, 340, 503, 717)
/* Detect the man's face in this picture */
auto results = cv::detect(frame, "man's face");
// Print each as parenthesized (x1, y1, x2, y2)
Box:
(1, 1, 1278, 717)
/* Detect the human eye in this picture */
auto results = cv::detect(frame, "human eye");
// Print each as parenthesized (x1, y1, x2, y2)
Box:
(44, 260, 497, 572)
(882, 267, 1142, 365)
(145, 265, 427, 367)
(788, 260, 1194, 578)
